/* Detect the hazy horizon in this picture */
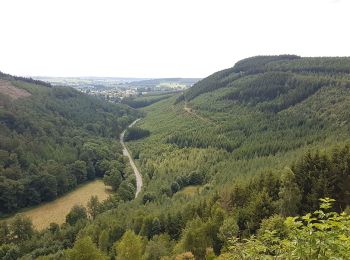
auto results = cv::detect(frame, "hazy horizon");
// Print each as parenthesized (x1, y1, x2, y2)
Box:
(1, 0, 349, 78)
(32, 76, 201, 80)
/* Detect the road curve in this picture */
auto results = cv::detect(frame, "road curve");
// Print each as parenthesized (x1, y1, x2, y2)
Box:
(120, 119, 142, 198)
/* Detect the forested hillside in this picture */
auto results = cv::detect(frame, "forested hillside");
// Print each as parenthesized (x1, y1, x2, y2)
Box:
(121, 92, 174, 108)
(2, 56, 350, 259)
(0, 73, 139, 215)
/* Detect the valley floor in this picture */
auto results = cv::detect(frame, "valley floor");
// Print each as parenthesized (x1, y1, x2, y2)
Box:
(120, 119, 143, 197)
(5, 180, 110, 230)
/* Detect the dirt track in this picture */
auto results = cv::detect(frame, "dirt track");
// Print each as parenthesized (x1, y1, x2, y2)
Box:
(184, 103, 216, 125)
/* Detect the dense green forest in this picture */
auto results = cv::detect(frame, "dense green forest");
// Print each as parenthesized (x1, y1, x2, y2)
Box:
(0, 74, 140, 215)
(2, 56, 350, 259)
(124, 127, 150, 141)
(122, 93, 174, 108)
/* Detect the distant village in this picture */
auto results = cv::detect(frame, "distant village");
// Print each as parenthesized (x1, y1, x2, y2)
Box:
(34, 76, 200, 102)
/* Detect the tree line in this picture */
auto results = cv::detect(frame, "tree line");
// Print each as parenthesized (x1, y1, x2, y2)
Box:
(2, 146, 350, 259)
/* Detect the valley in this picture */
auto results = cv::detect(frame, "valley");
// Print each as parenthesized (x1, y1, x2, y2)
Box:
(2, 117, 142, 231)
(120, 119, 143, 197)
(2, 56, 350, 259)
(1, 0, 349, 258)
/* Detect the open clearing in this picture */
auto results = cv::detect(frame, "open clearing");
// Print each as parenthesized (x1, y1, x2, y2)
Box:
(9, 180, 110, 230)
(175, 185, 201, 197)
(0, 80, 31, 99)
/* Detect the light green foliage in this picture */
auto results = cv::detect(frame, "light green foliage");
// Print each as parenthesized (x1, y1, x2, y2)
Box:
(66, 236, 108, 260)
(257, 214, 288, 240)
(226, 198, 350, 259)
(278, 168, 301, 216)
(115, 230, 144, 260)
(282, 198, 350, 259)
(180, 218, 210, 260)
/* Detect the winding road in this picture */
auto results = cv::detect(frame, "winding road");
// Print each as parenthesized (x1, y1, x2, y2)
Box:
(120, 119, 143, 198)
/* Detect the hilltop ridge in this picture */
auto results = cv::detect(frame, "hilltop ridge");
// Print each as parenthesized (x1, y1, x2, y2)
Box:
(185, 55, 350, 101)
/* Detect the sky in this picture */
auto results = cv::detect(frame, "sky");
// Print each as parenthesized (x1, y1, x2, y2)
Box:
(0, 0, 349, 78)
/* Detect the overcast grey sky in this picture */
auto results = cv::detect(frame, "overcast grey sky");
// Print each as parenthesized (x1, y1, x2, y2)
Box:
(0, 0, 349, 78)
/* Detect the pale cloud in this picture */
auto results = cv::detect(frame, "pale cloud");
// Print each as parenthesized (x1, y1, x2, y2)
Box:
(0, 0, 349, 78)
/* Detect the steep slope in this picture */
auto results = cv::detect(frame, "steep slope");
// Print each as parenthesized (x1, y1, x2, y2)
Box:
(168, 56, 350, 158)
(118, 56, 350, 256)
(185, 55, 350, 101)
(0, 73, 140, 215)
(183, 55, 301, 100)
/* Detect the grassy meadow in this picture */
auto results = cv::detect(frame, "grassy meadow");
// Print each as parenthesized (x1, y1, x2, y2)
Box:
(6, 180, 110, 230)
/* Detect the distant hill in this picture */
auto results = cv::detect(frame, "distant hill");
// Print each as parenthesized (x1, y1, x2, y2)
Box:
(185, 55, 350, 101)
(33, 76, 200, 89)
(33, 76, 150, 87)
(166, 55, 350, 156)
(130, 78, 200, 87)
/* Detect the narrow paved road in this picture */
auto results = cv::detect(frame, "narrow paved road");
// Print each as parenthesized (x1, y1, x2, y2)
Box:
(120, 119, 143, 198)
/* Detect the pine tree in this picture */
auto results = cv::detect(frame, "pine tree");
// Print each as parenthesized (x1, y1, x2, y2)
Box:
(278, 168, 301, 216)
